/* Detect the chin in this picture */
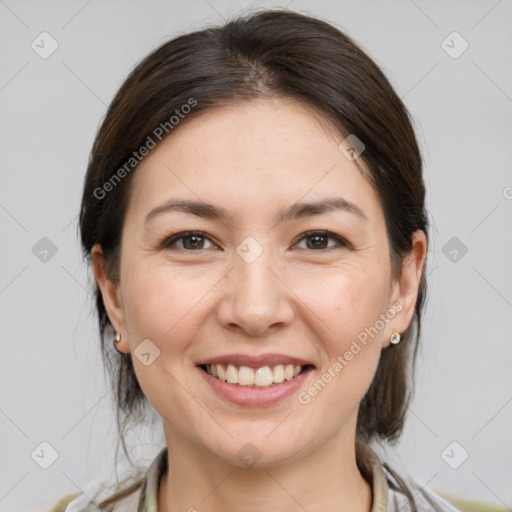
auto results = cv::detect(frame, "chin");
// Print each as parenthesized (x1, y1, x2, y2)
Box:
(202, 431, 313, 469)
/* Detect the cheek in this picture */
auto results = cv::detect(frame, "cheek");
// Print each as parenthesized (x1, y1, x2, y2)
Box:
(120, 264, 207, 425)
(299, 262, 390, 344)
(296, 275, 386, 413)
(294, 264, 388, 405)
(120, 260, 203, 349)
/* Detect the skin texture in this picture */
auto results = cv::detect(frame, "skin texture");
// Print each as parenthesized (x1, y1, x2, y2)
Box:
(92, 97, 427, 512)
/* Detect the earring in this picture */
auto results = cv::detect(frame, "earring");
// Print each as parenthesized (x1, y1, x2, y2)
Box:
(113, 331, 123, 353)
(389, 332, 401, 345)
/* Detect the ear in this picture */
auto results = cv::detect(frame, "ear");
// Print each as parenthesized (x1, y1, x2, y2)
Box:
(91, 243, 130, 354)
(383, 229, 428, 348)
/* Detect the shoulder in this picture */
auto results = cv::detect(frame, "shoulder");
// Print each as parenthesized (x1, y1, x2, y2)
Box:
(383, 464, 462, 512)
(353, 441, 463, 512)
(45, 491, 82, 512)
(46, 476, 144, 512)
(47, 446, 167, 512)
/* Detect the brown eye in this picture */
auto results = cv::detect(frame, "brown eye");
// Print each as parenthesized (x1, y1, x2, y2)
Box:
(161, 231, 215, 251)
(295, 231, 348, 251)
(160, 230, 348, 252)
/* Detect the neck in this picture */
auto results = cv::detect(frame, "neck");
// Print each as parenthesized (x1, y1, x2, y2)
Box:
(158, 426, 373, 512)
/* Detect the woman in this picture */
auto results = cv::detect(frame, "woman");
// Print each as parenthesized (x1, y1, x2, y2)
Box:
(51, 9, 461, 512)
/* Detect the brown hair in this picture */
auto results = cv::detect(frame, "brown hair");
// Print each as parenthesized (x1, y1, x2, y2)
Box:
(78, 8, 431, 509)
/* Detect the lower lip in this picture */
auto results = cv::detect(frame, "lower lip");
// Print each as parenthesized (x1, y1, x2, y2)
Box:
(197, 366, 314, 407)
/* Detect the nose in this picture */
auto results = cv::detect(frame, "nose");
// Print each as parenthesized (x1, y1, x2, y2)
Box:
(215, 244, 295, 336)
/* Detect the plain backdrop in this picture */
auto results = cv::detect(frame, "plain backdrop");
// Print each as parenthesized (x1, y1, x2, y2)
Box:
(1, 0, 511, 510)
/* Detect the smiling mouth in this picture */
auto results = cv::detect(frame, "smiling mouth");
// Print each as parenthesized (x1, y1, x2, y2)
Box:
(199, 363, 314, 388)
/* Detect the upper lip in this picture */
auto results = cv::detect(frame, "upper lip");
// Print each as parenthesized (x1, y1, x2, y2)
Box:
(198, 353, 315, 368)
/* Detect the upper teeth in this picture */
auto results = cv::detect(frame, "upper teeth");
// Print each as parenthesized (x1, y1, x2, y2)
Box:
(205, 364, 303, 387)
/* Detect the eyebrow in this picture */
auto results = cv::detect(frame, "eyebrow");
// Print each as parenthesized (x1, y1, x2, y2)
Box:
(144, 197, 368, 225)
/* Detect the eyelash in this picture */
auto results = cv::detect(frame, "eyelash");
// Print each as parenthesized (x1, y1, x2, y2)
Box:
(159, 230, 349, 252)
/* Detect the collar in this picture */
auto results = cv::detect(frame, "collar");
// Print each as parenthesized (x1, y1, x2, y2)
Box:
(356, 439, 389, 512)
(134, 442, 389, 512)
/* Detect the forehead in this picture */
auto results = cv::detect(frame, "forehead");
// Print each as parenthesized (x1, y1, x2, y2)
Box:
(125, 98, 383, 227)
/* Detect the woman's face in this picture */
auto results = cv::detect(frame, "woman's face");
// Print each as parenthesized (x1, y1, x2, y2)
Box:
(93, 97, 425, 468)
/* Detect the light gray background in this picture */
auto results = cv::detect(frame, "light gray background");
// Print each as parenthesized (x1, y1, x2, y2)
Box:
(1, 0, 511, 510)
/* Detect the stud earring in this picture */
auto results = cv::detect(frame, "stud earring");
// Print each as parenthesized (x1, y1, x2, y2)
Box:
(389, 332, 401, 345)
(113, 331, 123, 353)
